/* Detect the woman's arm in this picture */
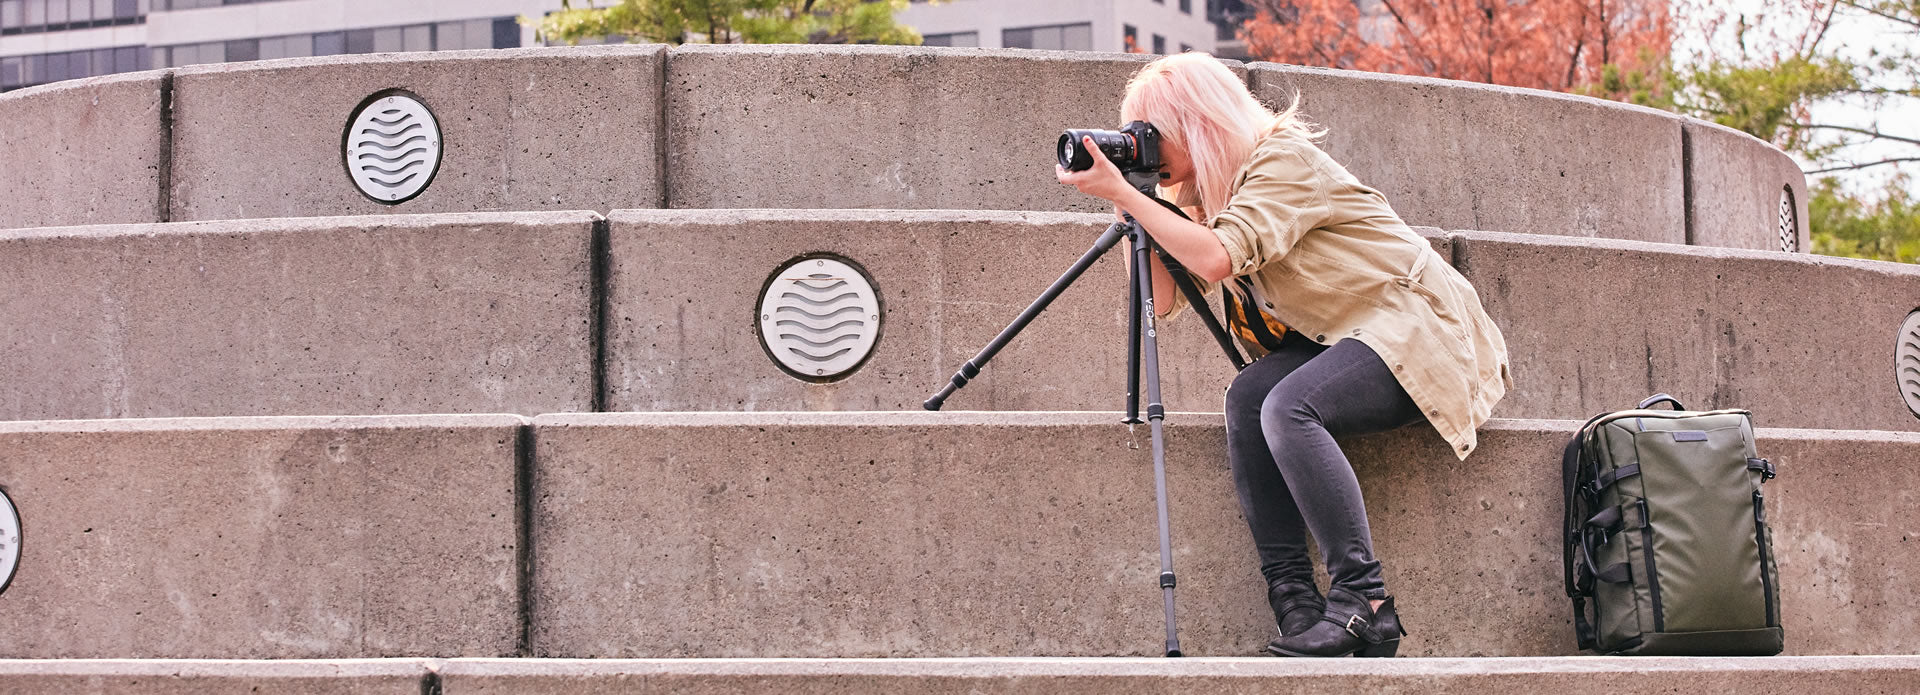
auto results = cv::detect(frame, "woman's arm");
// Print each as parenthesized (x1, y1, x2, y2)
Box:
(1057, 137, 1231, 317)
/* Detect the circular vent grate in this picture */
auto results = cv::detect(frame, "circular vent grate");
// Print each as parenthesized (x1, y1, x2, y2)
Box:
(1779, 186, 1798, 253)
(758, 256, 882, 381)
(344, 91, 443, 204)
(1900, 310, 1920, 419)
(0, 488, 19, 595)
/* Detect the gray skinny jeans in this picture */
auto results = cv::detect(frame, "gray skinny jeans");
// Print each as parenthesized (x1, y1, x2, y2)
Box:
(1224, 330, 1425, 599)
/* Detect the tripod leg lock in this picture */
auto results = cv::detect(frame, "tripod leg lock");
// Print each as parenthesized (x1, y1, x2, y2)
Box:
(1146, 404, 1165, 420)
(1159, 571, 1177, 589)
(950, 361, 980, 387)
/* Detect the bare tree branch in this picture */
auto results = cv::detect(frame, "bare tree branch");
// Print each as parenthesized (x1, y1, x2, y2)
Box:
(1788, 122, 1920, 146)
(1839, 0, 1920, 30)
(1805, 156, 1920, 174)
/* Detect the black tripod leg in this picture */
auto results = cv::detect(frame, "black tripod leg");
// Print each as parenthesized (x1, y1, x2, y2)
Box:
(925, 222, 1127, 410)
(1125, 234, 1144, 424)
(1133, 228, 1183, 658)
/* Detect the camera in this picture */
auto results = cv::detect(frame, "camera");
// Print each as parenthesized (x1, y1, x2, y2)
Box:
(1058, 121, 1163, 174)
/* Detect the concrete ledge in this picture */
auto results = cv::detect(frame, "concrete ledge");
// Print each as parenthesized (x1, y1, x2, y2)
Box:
(604, 208, 1448, 413)
(527, 413, 1920, 657)
(1249, 63, 1687, 245)
(1456, 230, 1920, 430)
(0, 415, 524, 658)
(437, 657, 1920, 693)
(665, 45, 1171, 213)
(0, 659, 431, 694)
(0, 211, 598, 420)
(0, 72, 168, 230)
(1685, 119, 1811, 252)
(168, 46, 666, 221)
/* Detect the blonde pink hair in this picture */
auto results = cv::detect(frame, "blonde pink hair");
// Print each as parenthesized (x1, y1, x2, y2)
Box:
(1120, 52, 1320, 221)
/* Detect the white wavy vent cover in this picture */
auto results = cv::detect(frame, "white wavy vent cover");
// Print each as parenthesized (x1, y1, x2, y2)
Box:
(1900, 311, 1920, 418)
(346, 94, 441, 203)
(1779, 188, 1798, 253)
(759, 258, 880, 379)
(0, 488, 19, 593)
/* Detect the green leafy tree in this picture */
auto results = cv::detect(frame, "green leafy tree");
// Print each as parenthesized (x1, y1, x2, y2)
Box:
(1663, 0, 1918, 261)
(528, 0, 926, 46)
(1809, 175, 1920, 261)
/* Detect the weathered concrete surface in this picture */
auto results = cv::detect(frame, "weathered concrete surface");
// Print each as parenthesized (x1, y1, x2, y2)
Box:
(0, 72, 167, 230)
(168, 46, 664, 221)
(527, 412, 1919, 658)
(0, 660, 431, 694)
(0, 415, 523, 658)
(1686, 119, 1812, 252)
(664, 45, 1179, 213)
(605, 209, 1448, 413)
(0, 212, 596, 420)
(439, 657, 1920, 694)
(1456, 230, 1920, 430)
(1250, 64, 1686, 245)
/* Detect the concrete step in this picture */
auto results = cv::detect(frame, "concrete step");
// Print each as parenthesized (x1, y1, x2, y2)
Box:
(3, 657, 1920, 694)
(528, 413, 1917, 658)
(6, 413, 1910, 659)
(3, 46, 1802, 253)
(7, 211, 1913, 429)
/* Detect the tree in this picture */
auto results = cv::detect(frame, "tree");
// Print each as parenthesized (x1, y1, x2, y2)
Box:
(1809, 174, 1920, 261)
(1239, 0, 1673, 93)
(530, 0, 925, 46)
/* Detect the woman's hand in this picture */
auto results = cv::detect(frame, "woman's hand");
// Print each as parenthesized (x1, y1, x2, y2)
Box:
(1055, 136, 1139, 205)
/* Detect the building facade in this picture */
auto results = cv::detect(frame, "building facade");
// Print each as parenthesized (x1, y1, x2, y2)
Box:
(2, 0, 1255, 93)
(0, 0, 563, 92)
(900, 0, 1238, 56)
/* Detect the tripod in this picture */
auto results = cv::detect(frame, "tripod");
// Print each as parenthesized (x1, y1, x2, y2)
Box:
(924, 171, 1246, 657)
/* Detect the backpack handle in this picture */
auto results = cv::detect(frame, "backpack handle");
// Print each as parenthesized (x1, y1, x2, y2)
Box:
(1637, 393, 1686, 411)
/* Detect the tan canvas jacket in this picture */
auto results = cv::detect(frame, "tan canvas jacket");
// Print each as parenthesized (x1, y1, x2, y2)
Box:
(1164, 129, 1512, 460)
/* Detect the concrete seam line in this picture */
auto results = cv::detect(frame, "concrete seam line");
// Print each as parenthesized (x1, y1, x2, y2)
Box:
(1681, 122, 1696, 247)
(157, 70, 174, 224)
(514, 423, 536, 658)
(590, 216, 611, 414)
(654, 49, 669, 210)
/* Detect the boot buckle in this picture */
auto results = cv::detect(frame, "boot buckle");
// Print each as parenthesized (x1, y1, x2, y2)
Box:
(1344, 614, 1370, 639)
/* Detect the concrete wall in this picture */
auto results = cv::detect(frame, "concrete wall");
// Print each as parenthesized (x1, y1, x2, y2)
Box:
(526, 413, 1920, 658)
(1686, 119, 1813, 252)
(6, 657, 1920, 694)
(603, 208, 1449, 414)
(0, 212, 597, 420)
(663, 45, 1167, 214)
(434, 657, 1920, 694)
(168, 45, 664, 222)
(1250, 63, 1688, 245)
(1457, 230, 1920, 431)
(0, 72, 167, 231)
(0, 46, 1810, 253)
(0, 415, 524, 658)
(0, 660, 431, 695)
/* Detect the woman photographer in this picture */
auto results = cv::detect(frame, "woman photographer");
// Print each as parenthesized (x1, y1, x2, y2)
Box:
(1056, 52, 1511, 658)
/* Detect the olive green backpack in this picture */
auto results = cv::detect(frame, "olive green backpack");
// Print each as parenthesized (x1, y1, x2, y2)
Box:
(1561, 394, 1784, 655)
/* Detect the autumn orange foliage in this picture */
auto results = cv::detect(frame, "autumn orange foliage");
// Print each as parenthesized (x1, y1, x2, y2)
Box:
(1241, 0, 1673, 92)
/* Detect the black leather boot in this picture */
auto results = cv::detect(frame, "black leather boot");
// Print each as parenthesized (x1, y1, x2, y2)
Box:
(1267, 581, 1326, 637)
(1266, 586, 1406, 657)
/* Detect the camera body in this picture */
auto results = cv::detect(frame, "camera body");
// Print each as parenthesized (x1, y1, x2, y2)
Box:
(1059, 121, 1163, 174)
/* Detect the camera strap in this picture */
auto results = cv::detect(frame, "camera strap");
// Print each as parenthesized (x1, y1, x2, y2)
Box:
(1224, 277, 1288, 354)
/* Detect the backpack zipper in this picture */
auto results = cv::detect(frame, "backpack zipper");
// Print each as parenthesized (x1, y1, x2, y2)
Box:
(1639, 497, 1664, 633)
(1754, 490, 1777, 627)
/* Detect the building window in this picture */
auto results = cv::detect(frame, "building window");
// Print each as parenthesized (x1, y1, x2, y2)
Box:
(1181, 0, 1192, 13)
(921, 31, 978, 47)
(1180, 43, 1192, 53)
(1002, 22, 1091, 51)
(1152, 34, 1165, 54)
(1123, 24, 1137, 52)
